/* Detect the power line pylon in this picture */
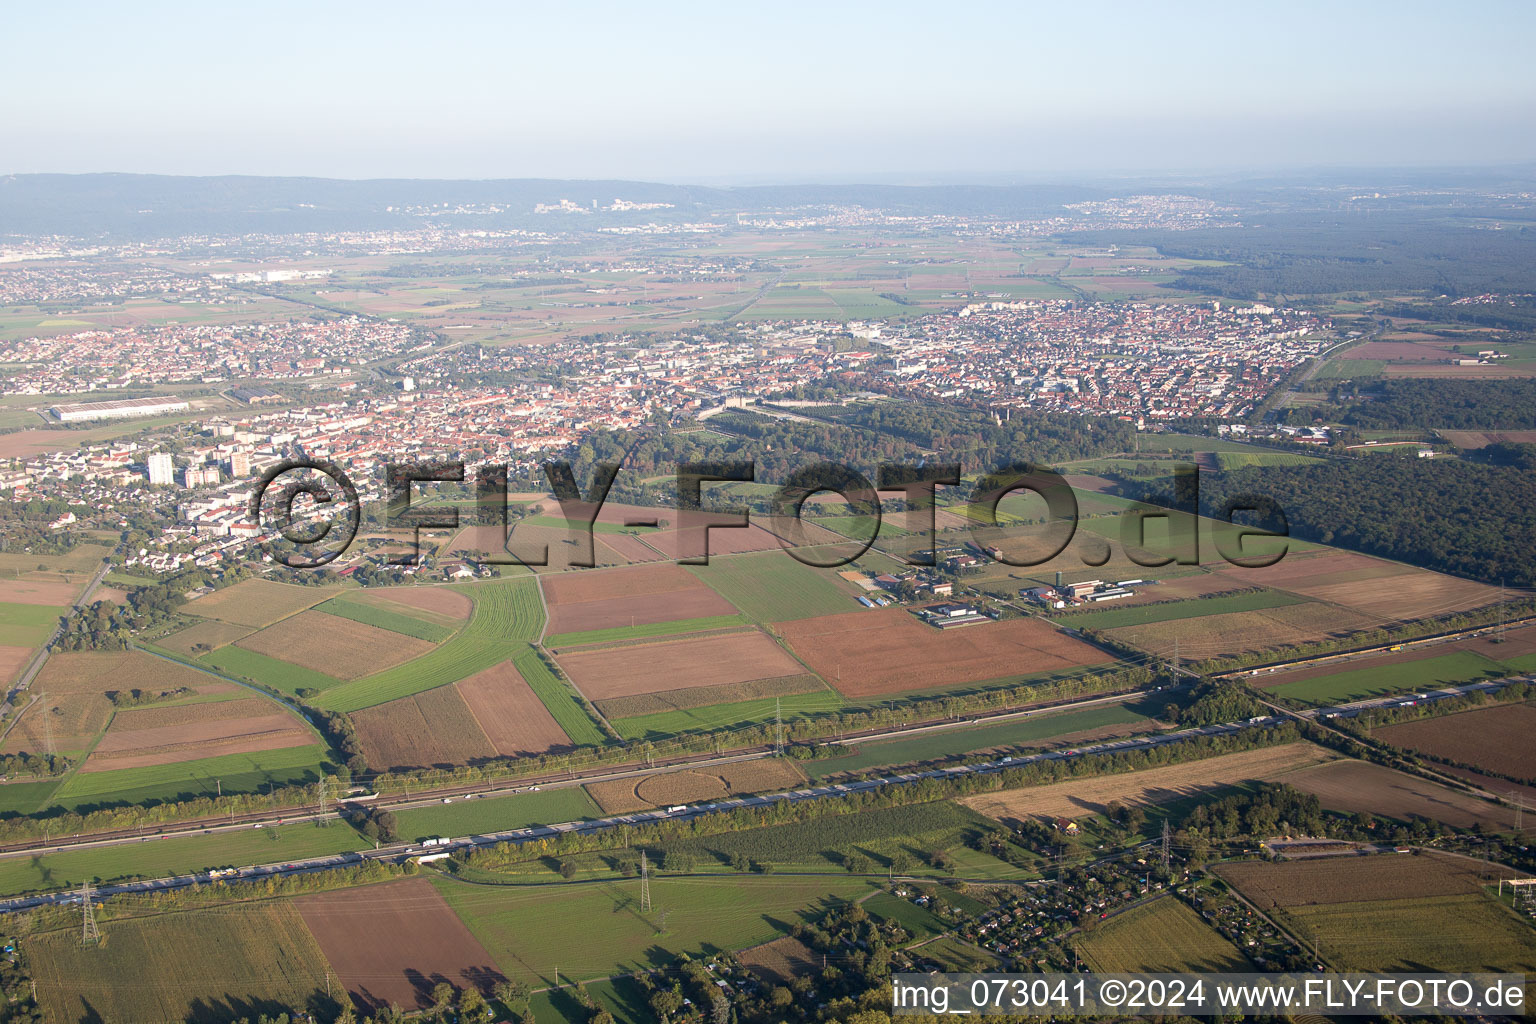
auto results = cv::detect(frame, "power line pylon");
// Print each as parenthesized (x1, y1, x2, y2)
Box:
(1510, 791, 1524, 832)
(774, 698, 784, 755)
(80, 880, 100, 946)
(1160, 819, 1172, 867)
(39, 692, 53, 759)
(639, 850, 652, 913)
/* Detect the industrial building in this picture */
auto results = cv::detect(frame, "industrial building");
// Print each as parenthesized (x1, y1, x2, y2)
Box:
(50, 396, 190, 423)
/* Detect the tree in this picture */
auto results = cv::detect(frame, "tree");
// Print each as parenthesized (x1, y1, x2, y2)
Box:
(431, 981, 456, 1013)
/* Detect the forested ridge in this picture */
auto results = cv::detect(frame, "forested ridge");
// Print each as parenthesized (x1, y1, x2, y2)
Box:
(1196, 459, 1536, 585)
(1331, 379, 1536, 430)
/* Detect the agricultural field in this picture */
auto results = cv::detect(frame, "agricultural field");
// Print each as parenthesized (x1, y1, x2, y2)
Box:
(1078, 896, 1250, 972)
(960, 743, 1336, 825)
(351, 682, 497, 768)
(316, 596, 456, 642)
(1375, 702, 1536, 779)
(777, 608, 1112, 698)
(297, 877, 505, 1013)
(1103, 602, 1374, 662)
(606, 688, 846, 740)
(1213, 548, 1502, 623)
(1283, 759, 1523, 831)
(155, 618, 255, 656)
(82, 696, 315, 772)
(4, 650, 236, 758)
(594, 673, 826, 721)
(364, 584, 473, 620)
(507, 646, 607, 746)
(736, 936, 819, 983)
(0, 644, 32, 687)
(197, 644, 343, 696)
(434, 872, 873, 986)
(1264, 650, 1509, 704)
(687, 551, 856, 623)
(29, 902, 334, 1024)
(1216, 854, 1536, 974)
(543, 614, 749, 648)
(458, 657, 580, 755)
(802, 704, 1161, 781)
(234, 609, 438, 680)
(0, 600, 62, 646)
(183, 578, 341, 628)
(1056, 588, 1306, 631)
(313, 578, 544, 712)
(585, 757, 806, 814)
(541, 562, 735, 640)
(1214, 450, 1325, 469)
(556, 629, 805, 701)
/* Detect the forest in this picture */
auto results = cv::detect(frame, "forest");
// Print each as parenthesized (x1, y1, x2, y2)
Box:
(1331, 378, 1536, 430)
(1195, 458, 1536, 585)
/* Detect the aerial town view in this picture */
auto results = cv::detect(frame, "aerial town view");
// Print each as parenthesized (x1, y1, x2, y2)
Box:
(0, 4, 1533, 1023)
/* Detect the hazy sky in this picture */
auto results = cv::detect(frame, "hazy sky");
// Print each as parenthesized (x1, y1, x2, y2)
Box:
(7, 0, 1535, 182)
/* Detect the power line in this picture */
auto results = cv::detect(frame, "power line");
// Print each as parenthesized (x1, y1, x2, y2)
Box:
(80, 880, 100, 946)
(639, 850, 651, 913)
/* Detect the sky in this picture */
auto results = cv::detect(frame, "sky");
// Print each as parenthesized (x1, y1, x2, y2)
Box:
(6, 0, 1535, 182)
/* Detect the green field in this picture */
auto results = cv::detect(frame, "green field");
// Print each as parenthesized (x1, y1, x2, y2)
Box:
(688, 551, 854, 622)
(863, 889, 949, 939)
(1214, 450, 1327, 469)
(544, 613, 748, 649)
(197, 645, 343, 695)
(392, 786, 600, 840)
(1315, 358, 1387, 379)
(49, 743, 332, 810)
(317, 597, 455, 642)
(916, 934, 1004, 971)
(1056, 589, 1307, 631)
(801, 704, 1153, 780)
(667, 800, 994, 871)
(434, 872, 874, 986)
(1079, 897, 1249, 972)
(0, 601, 60, 646)
(609, 688, 845, 740)
(314, 578, 543, 712)
(0, 778, 59, 816)
(1285, 894, 1536, 972)
(510, 646, 608, 746)
(30, 902, 334, 1024)
(1268, 650, 1508, 704)
(0, 820, 366, 898)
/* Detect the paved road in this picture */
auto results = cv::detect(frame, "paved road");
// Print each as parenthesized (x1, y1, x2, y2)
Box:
(1, 676, 1512, 916)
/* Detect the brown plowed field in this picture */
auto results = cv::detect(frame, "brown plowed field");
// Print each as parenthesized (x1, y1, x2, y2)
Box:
(596, 674, 823, 719)
(185, 578, 341, 627)
(84, 698, 313, 770)
(236, 610, 436, 679)
(1376, 704, 1536, 780)
(738, 936, 819, 983)
(351, 684, 496, 769)
(778, 608, 1111, 698)
(558, 630, 804, 700)
(0, 578, 79, 605)
(366, 585, 473, 621)
(1284, 759, 1523, 831)
(1387, 362, 1536, 378)
(296, 878, 505, 1013)
(456, 659, 573, 756)
(1215, 549, 1500, 621)
(1441, 429, 1536, 450)
(1216, 852, 1502, 908)
(960, 743, 1334, 824)
(0, 645, 30, 686)
(543, 562, 735, 636)
(1105, 602, 1373, 659)
(1351, 341, 1458, 361)
(586, 757, 806, 814)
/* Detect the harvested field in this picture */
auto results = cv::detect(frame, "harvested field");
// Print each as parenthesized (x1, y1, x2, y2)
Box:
(586, 757, 806, 814)
(1376, 704, 1536, 779)
(1387, 362, 1536, 378)
(185, 578, 340, 627)
(1078, 896, 1249, 973)
(297, 878, 505, 1013)
(0, 577, 79, 605)
(351, 684, 496, 769)
(84, 704, 313, 771)
(542, 562, 734, 636)
(0, 645, 30, 686)
(1441, 429, 1536, 450)
(1351, 341, 1458, 361)
(368, 585, 473, 621)
(156, 618, 255, 655)
(1104, 602, 1372, 660)
(235, 610, 436, 680)
(738, 936, 819, 983)
(1284, 759, 1523, 830)
(595, 674, 823, 720)
(456, 659, 573, 756)
(1288, 895, 1536, 972)
(960, 743, 1335, 824)
(558, 630, 804, 700)
(778, 608, 1111, 698)
(1215, 548, 1500, 621)
(1215, 851, 1498, 908)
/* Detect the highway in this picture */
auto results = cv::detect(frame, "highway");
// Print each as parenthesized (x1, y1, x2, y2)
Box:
(0, 676, 1513, 916)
